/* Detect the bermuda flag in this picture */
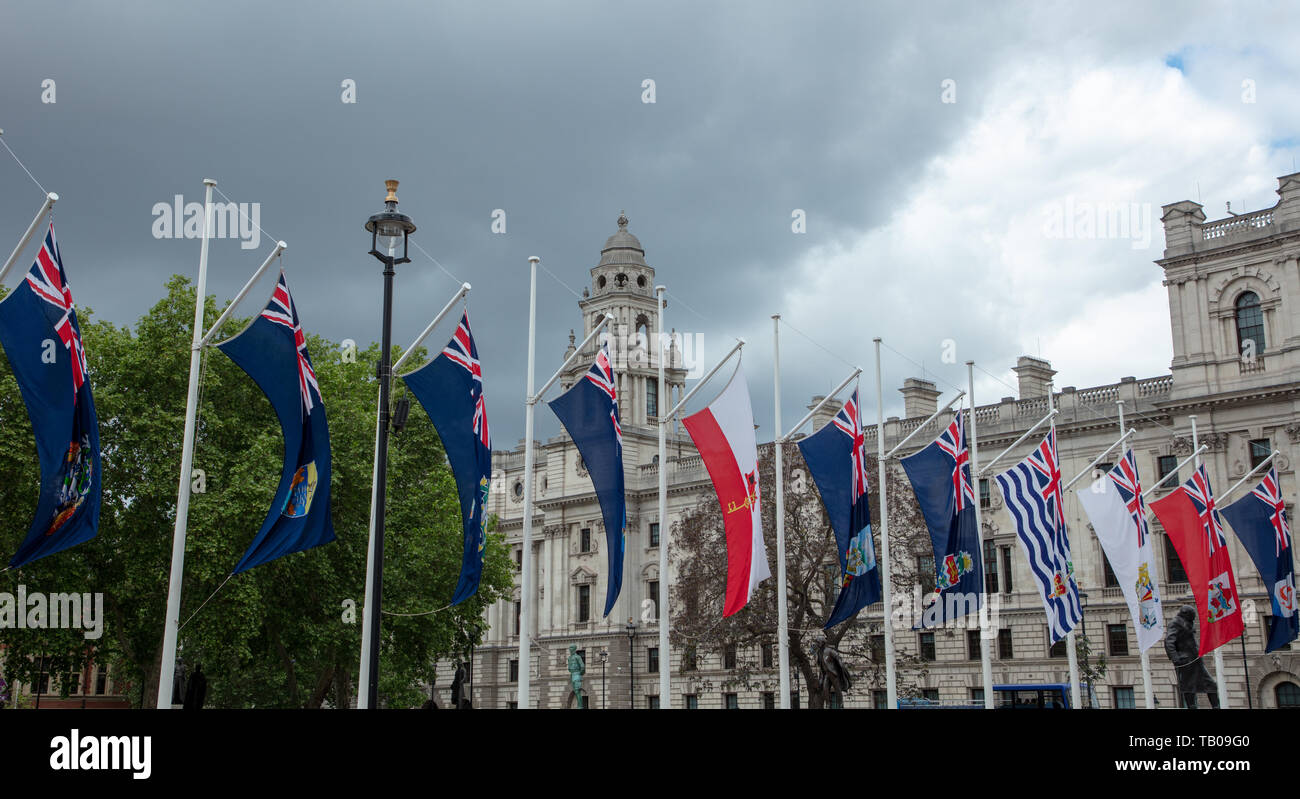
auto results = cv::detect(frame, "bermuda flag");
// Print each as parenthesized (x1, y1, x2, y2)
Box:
(403, 311, 492, 605)
(1220, 467, 1296, 653)
(548, 338, 626, 617)
(682, 362, 770, 617)
(994, 427, 1082, 643)
(216, 270, 334, 573)
(1076, 448, 1164, 652)
(796, 387, 882, 628)
(899, 411, 983, 626)
(1150, 464, 1243, 655)
(0, 222, 102, 568)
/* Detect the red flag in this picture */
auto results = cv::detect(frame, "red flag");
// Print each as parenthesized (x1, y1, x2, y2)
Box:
(1149, 464, 1244, 655)
(682, 363, 770, 617)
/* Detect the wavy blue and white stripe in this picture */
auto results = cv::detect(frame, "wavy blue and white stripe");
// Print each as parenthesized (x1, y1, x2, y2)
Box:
(996, 461, 1082, 642)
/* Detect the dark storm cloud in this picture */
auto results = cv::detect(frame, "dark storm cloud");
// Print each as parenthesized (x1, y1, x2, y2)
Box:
(2, 1, 1296, 444)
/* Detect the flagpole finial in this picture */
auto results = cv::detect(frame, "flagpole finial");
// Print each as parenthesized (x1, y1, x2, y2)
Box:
(528, 255, 540, 264)
(872, 336, 882, 343)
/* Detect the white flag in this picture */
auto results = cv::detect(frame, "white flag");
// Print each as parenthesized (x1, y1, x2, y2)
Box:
(1076, 449, 1164, 652)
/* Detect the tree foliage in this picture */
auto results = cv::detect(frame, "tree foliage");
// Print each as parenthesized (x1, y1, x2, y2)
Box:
(0, 276, 511, 707)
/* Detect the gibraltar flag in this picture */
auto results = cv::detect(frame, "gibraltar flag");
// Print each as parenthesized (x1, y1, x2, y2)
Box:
(682, 363, 771, 616)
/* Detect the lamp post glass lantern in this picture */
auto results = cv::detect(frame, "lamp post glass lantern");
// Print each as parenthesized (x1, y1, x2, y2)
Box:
(362, 179, 417, 709)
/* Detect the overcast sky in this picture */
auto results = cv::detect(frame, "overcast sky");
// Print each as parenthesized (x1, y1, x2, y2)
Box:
(2, 1, 1298, 446)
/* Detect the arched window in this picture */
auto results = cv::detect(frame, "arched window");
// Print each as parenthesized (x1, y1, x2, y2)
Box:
(1277, 681, 1300, 708)
(1235, 291, 1265, 356)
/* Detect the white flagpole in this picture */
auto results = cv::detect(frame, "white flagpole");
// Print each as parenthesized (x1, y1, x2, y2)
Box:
(519, 255, 540, 709)
(966, 362, 995, 709)
(1189, 414, 1231, 708)
(873, 339, 898, 709)
(0, 191, 57, 283)
(1116, 401, 1156, 710)
(657, 286, 670, 709)
(1046, 384, 1084, 710)
(157, 178, 216, 709)
(772, 315, 790, 709)
(357, 281, 470, 709)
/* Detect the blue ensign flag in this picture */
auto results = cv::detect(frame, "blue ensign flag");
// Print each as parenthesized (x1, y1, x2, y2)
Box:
(548, 341, 626, 617)
(1220, 467, 1297, 653)
(899, 412, 984, 626)
(216, 271, 334, 573)
(0, 223, 101, 568)
(403, 311, 492, 605)
(797, 388, 882, 628)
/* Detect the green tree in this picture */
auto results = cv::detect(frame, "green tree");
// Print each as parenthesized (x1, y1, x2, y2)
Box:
(0, 276, 510, 707)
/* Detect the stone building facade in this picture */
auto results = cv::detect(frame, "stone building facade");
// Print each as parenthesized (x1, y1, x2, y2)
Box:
(436, 176, 1300, 709)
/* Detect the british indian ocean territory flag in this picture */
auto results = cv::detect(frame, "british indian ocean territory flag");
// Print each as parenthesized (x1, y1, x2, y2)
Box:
(682, 362, 771, 617)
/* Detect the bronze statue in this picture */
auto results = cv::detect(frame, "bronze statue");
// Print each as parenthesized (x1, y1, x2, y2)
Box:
(567, 644, 586, 708)
(450, 661, 472, 709)
(813, 632, 852, 707)
(1163, 605, 1220, 709)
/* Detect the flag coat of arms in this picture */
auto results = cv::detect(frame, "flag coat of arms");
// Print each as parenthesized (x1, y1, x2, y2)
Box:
(899, 412, 983, 626)
(0, 223, 101, 568)
(797, 388, 881, 628)
(216, 270, 334, 573)
(1076, 448, 1164, 652)
(1219, 467, 1295, 653)
(994, 428, 1082, 643)
(548, 339, 626, 617)
(682, 362, 770, 617)
(403, 311, 493, 606)
(1149, 463, 1244, 655)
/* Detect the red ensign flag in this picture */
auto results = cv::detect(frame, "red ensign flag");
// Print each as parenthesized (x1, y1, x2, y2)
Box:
(682, 363, 771, 617)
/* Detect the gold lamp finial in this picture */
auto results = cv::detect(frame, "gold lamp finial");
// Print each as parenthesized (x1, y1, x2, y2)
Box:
(384, 179, 399, 204)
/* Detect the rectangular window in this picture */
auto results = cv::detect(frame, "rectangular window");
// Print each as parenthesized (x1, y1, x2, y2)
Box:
(647, 647, 659, 674)
(514, 548, 522, 569)
(872, 690, 887, 709)
(829, 691, 844, 709)
(1107, 624, 1130, 656)
(1048, 634, 1067, 658)
(724, 693, 739, 710)
(724, 643, 737, 670)
(762, 692, 776, 709)
(684, 694, 698, 709)
(683, 645, 697, 672)
(647, 695, 659, 709)
(917, 555, 936, 595)
(648, 581, 659, 620)
(1113, 686, 1136, 709)
(919, 631, 936, 662)
(508, 701, 518, 709)
(580, 527, 592, 553)
(647, 378, 658, 418)
(95, 664, 108, 695)
(998, 628, 1014, 660)
(1250, 438, 1272, 470)
(513, 601, 521, 635)
(983, 539, 998, 594)
(761, 642, 774, 668)
(971, 688, 985, 704)
(979, 478, 991, 509)
(967, 630, 981, 661)
(1103, 553, 1119, 587)
(869, 635, 885, 663)
(1001, 547, 1014, 593)
(921, 688, 939, 702)
(509, 659, 519, 682)
(1157, 455, 1180, 490)
(578, 585, 591, 623)
(1165, 536, 1188, 584)
(649, 522, 660, 548)
(791, 691, 801, 709)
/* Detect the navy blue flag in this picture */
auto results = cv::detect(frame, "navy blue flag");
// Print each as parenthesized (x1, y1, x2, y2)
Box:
(402, 311, 492, 605)
(548, 340, 625, 617)
(0, 222, 101, 568)
(216, 271, 334, 573)
(797, 388, 882, 628)
(899, 412, 984, 626)
(1220, 467, 1297, 652)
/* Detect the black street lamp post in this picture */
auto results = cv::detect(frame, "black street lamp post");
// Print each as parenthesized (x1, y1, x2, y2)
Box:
(363, 180, 416, 709)
(626, 620, 637, 709)
(599, 649, 608, 709)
